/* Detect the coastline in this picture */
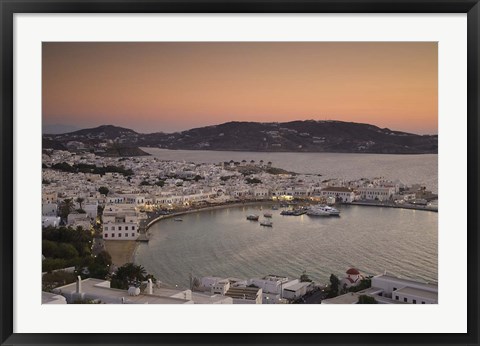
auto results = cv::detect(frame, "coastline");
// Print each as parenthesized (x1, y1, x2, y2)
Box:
(145, 200, 274, 230)
(115, 199, 437, 268)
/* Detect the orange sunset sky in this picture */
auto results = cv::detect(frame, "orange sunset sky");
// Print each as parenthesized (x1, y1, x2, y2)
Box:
(42, 42, 437, 134)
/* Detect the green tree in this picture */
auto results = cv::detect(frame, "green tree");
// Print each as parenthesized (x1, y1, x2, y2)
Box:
(42, 240, 58, 258)
(94, 251, 112, 267)
(56, 243, 79, 259)
(245, 177, 262, 184)
(42, 270, 76, 292)
(59, 198, 74, 220)
(87, 263, 110, 280)
(328, 274, 340, 298)
(300, 270, 313, 282)
(110, 263, 150, 290)
(348, 277, 372, 292)
(98, 186, 109, 196)
(75, 197, 85, 210)
(42, 258, 68, 272)
(357, 295, 377, 304)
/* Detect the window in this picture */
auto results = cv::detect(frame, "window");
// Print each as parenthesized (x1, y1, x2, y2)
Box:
(125, 233, 128, 237)
(393, 287, 397, 291)
(395, 296, 399, 300)
(112, 226, 115, 231)
(104, 234, 108, 238)
(132, 226, 135, 230)
(111, 233, 114, 237)
(413, 300, 416, 304)
(118, 233, 121, 237)
(104, 226, 108, 231)
(403, 297, 407, 303)
(119, 226, 122, 230)
(125, 226, 129, 230)
(132, 233, 135, 237)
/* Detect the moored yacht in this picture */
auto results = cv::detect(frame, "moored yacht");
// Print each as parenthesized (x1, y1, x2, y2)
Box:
(246, 214, 260, 221)
(307, 205, 341, 216)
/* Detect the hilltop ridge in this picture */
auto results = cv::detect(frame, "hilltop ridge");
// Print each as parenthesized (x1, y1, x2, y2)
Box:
(43, 120, 437, 155)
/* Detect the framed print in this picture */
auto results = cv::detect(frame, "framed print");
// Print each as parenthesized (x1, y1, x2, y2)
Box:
(1, 0, 479, 345)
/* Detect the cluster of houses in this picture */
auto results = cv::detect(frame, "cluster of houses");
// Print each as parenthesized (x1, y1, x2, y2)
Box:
(43, 268, 437, 305)
(42, 149, 437, 241)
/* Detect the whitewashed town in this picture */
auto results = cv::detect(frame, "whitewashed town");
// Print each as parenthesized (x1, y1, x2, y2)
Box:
(42, 149, 438, 305)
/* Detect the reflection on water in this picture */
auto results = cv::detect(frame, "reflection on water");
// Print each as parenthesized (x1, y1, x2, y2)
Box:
(135, 204, 437, 288)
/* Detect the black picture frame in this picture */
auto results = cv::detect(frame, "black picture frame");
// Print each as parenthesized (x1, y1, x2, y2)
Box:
(1, 1, 479, 345)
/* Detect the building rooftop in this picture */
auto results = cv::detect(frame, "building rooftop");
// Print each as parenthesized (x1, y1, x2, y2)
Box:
(42, 291, 67, 304)
(373, 274, 438, 289)
(225, 287, 261, 300)
(283, 282, 311, 292)
(321, 187, 352, 192)
(394, 286, 438, 301)
(53, 278, 191, 304)
(321, 292, 359, 304)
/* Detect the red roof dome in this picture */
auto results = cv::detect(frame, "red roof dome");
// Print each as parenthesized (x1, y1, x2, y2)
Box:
(346, 268, 360, 275)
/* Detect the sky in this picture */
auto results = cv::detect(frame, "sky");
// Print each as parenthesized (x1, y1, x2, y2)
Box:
(42, 42, 437, 135)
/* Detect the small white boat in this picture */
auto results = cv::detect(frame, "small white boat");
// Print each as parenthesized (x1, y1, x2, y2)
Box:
(264, 213, 273, 218)
(260, 220, 273, 227)
(247, 214, 259, 221)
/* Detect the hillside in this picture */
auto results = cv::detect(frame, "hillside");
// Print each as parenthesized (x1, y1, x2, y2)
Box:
(43, 121, 438, 154)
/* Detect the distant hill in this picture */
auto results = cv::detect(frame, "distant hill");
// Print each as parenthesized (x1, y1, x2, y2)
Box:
(43, 121, 438, 154)
(42, 123, 81, 135)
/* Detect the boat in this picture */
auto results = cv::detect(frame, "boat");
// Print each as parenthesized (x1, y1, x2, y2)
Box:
(292, 208, 307, 216)
(174, 218, 183, 222)
(324, 206, 341, 216)
(264, 213, 273, 218)
(271, 206, 279, 210)
(307, 205, 341, 216)
(280, 210, 295, 216)
(246, 214, 259, 221)
(306, 206, 330, 216)
(260, 220, 273, 227)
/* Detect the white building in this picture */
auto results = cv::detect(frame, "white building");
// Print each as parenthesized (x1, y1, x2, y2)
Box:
(67, 212, 91, 226)
(320, 187, 355, 203)
(102, 204, 140, 240)
(52, 277, 193, 304)
(281, 281, 312, 300)
(322, 273, 437, 304)
(42, 202, 58, 217)
(42, 216, 61, 228)
(358, 187, 395, 201)
(340, 268, 364, 289)
(249, 275, 299, 304)
(211, 280, 231, 295)
(370, 274, 438, 304)
(84, 201, 98, 219)
(225, 287, 263, 304)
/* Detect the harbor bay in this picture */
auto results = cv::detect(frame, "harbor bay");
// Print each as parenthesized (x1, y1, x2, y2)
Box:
(135, 204, 437, 288)
(133, 150, 438, 288)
